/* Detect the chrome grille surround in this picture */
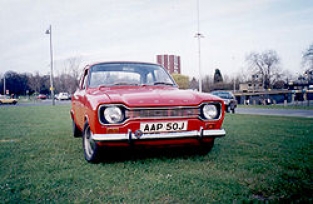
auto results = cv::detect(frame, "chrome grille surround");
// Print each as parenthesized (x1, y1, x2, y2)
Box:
(125, 107, 200, 119)
(98, 102, 223, 125)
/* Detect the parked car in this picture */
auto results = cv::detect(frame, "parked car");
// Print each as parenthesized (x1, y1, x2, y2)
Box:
(71, 61, 226, 163)
(37, 94, 47, 100)
(57, 92, 70, 100)
(0, 95, 18, 105)
(211, 90, 237, 113)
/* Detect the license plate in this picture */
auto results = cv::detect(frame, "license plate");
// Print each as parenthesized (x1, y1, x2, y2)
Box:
(140, 121, 187, 133)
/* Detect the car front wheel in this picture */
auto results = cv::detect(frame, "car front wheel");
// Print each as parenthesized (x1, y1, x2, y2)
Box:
(83, 122, 101, 163)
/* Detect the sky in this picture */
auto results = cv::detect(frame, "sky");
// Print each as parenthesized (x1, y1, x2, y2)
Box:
(1, 0, 313, 79)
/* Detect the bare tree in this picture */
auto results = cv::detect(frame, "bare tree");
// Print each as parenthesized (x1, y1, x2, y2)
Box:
(302, 43, 313, 82)
(202, 75, 213, 92)
(303, 43, 313, 70)
(54, 56, 82, 94)
(28, 72, 42, 94)
(216, 73, 241, 91)
(64, 57, 82, 93)
(189, 77, 199, 90)
(246, 50, 282, 89)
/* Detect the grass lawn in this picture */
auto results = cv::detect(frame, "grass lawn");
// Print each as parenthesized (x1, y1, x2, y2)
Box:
(0, 105, 312, 203)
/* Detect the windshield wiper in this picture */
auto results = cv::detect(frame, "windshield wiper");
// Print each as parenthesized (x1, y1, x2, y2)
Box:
(113, 82, 139, 86)
(153, 82, 174, 86)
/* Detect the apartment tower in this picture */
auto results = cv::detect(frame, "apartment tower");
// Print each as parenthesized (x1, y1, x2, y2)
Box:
(156, 54, 181, 74)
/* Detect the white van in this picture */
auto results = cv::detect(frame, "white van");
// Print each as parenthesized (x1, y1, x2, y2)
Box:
(57, 92, 70, 100)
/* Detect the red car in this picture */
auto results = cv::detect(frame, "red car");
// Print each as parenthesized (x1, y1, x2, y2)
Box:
(70, 61, 226, 163)
(37, 94, 47, 100)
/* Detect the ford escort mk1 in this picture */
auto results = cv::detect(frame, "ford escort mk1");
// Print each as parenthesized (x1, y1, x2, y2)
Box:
(70, 62, 226, 162)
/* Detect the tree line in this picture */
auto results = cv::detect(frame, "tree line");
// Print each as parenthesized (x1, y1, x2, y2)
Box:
(0, 57, 81, 97)
(1, 44, 313, 96)
(174, 43, 313, 91)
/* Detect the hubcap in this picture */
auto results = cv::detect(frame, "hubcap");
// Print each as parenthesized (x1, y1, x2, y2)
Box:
(84, 125, 96, 159)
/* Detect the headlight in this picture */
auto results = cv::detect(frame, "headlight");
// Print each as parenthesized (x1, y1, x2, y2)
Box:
(202, 104, 218, 119)
(104, 106, 124, 124)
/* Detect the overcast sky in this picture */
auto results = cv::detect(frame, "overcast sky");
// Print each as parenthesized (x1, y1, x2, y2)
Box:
(1, 0, 313, 79)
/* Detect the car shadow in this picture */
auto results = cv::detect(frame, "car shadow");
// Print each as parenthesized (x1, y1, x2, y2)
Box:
(98, 146, 210, 164)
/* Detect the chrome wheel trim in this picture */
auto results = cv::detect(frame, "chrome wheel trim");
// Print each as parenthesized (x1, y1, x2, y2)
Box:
(84, 125, 96, 159)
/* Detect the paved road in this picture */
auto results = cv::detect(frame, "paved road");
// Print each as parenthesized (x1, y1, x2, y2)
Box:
(0, 99, 71, 107)
(236, 107, 313, 118)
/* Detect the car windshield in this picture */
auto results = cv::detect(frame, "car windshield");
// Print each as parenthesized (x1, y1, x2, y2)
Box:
(212, 92, 232, 99)
(88, 63, 175, 88)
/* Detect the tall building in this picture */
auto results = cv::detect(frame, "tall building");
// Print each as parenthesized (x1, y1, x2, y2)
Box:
(156, 54, 181, 74)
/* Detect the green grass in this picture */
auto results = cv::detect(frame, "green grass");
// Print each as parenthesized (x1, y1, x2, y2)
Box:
(0, 105, 312, 203)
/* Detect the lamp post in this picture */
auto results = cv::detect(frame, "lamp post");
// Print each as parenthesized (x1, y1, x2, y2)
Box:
(45, 25, 55, 105)
(195, 0, 204, 92)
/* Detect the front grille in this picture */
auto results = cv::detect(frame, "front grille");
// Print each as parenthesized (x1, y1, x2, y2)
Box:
(98, 103, 222, 125)
(125, 107, 200, 119)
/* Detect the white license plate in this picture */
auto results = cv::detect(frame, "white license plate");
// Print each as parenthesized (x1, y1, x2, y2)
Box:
(140, 121, 187, 133)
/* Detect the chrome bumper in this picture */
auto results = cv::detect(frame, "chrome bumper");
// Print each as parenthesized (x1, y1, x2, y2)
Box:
(91, 129, 226, 141)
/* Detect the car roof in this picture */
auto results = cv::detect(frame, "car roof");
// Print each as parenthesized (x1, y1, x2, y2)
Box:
(86, 61, 162, 69)
(87, 61, 161, 66)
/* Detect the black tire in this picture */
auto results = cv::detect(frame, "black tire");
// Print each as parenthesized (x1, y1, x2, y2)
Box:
(83, 122, 101, 163)
(72, 119, 82, 137)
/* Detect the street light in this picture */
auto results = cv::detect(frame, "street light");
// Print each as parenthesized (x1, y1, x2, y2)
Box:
(195, 0, 204, 92)
(195, 32, 204, 92)
(45, 25, 55, 105)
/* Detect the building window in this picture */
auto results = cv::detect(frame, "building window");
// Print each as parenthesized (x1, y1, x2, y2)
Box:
(157, 54, 181, 74)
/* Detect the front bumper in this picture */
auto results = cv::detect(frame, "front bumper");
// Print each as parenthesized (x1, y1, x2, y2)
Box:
(91, 128, 226, 142)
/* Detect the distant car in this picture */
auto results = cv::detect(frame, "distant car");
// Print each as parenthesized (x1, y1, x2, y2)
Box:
(0, 95, 18, 105)
(70, 61, 226, 163)
(37, 94, 47, 100)
(211, 91, 237, 113)
(57, 92, 70, 100)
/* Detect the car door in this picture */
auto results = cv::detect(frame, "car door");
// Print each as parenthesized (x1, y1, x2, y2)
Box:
(72, 68, 89, 130)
